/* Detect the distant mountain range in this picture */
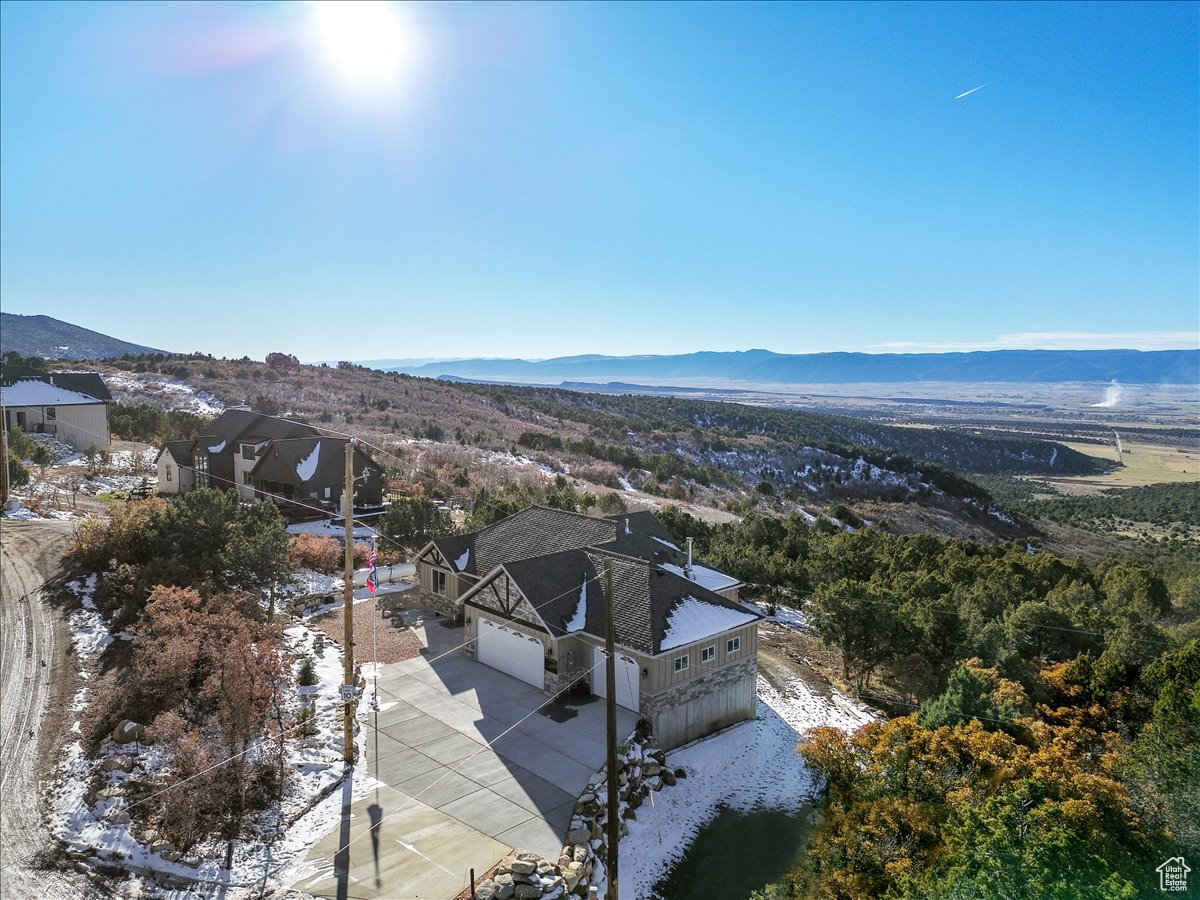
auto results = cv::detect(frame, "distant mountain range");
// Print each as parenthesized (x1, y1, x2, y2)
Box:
(1, 313, 166, 360)
(386, 348, 1200, 386)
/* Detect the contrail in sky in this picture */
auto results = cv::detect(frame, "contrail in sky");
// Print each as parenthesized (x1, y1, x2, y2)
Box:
(954, 82, 990, 99)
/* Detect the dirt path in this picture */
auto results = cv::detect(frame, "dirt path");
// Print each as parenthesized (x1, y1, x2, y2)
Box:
(0, 519, 104, 899)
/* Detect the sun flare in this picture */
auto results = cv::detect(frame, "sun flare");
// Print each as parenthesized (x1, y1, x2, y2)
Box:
(311, 0, 413, 87)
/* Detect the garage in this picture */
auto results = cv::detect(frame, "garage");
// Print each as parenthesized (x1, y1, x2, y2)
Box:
(593, 646, 640, 713)
(476, 616, 546, 688)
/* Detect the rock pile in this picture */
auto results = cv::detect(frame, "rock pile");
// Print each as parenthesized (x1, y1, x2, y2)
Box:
(472, 723, 682, 899)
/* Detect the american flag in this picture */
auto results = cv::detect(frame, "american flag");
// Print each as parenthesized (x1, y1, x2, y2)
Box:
(367, 543, 377, 595)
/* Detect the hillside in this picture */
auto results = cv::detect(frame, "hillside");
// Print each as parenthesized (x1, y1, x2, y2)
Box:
(76, 354, 1120, 544)
(0, 313, 167, 360)
(389, 347, 1200, 387)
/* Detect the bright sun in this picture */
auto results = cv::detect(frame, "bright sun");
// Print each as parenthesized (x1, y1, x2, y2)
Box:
(311, 0, 413, 87)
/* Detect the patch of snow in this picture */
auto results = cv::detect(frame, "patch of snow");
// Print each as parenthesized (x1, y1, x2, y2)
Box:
(659, 596, 758, 651)
(652, 536, 680, 551)
(207, 440, 226, 454)
(614, 676, 873, 898)
(454, 548, 470, 571)
(286, 519, 375, 540)
(566, 579, 588, 633)
(296, 441, 321, 481)
(659, 561, 740, 593)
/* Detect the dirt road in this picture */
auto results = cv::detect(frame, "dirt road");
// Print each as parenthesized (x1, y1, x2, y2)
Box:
(0, 519, 104, 899)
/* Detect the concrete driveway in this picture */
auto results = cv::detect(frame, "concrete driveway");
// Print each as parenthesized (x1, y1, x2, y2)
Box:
(294, 609, 637, 899)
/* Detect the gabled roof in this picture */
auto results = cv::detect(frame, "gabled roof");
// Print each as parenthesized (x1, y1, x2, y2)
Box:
(432, 506, 618, 577)
(156, 440, 194, 466)
(496, 547, 760, 656)
(249, 437, 379, 486)
(429, 504, 743, 591)
(199, 409, 318, 450)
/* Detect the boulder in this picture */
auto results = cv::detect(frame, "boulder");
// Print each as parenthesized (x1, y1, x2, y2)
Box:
(563, 862, 585, 891)
(566, 826, 590, 845)
(514, 885, 542, 899)
(572, 844, 589, 863)
(101, 755, 134, 773)
(673, 767, 688, 779)
(476, 880, 498, 900)
(510, 858, 537, 876)
(111, 720, 145, 744)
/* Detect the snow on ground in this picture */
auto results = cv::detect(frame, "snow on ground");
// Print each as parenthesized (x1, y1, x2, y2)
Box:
(741, 600, 810, 632)
(103, 373, 225, 416)
(286, 519, 376, 540)
(47, 576, 380, 897)
(614, 675, 873, 898)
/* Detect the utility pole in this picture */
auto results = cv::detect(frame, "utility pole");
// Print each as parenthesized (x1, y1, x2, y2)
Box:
(603, 558, 619, 900)
(342, 438, 356, 766)
(0, 407, 9, 506)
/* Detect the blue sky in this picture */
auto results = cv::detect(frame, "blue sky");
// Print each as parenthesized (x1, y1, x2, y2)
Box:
(2, 1, 1196, 362)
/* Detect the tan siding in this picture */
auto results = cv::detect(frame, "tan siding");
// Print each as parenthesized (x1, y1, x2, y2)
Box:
(645, 621, 758, 694)
(51, 404, 110, 452)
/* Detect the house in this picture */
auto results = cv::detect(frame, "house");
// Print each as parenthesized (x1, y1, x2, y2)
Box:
(0, 372, 111, 452)
(414, 507, 757, 749)
(157, 440, 195, 494)
(156, 409, 382, 508)
(247, 435, 382, 508)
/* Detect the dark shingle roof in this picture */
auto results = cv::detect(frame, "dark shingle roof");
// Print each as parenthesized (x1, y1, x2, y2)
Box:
(434, 506, 617, 577)
(204, 409, 319, 446)
(157, 440, 194, 466)
(499, 546, 760, 656)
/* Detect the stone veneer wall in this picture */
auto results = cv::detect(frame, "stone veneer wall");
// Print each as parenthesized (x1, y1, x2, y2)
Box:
(640, 656, 758, 749)
(417, 588, 461, 621)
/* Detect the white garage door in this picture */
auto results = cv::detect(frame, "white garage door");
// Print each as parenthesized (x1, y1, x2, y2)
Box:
(593, 646, 640, 713)
(476, 616, 545, 688)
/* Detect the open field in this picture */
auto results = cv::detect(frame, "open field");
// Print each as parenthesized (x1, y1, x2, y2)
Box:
(1027, 440, 1200, 495)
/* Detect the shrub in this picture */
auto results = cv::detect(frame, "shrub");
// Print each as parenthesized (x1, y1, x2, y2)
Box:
(288, 533, 343, 573)
(297, 655, 317, 687)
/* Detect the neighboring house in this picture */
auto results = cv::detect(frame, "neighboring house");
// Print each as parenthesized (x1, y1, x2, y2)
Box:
(155, 440, 195, 495)
(415, 507, 756, 749)
(248, 435, 382, 508)
(157, 409, 382, 507)
(0, 375, 111, 452)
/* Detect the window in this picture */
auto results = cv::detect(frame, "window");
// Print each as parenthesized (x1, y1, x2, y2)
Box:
(241, 444, 256, 460)
(243, 471, 253, 485)
(195, 454, 209, 487)
(674, 655, 689, 673)
(726, 636, 741, 654)
(432, 570, 447, 595)
(324, 487, 331, 500)
(46, 407, 56, 421)
(165, 465, 173, 483)
(701, 645, 716, 663)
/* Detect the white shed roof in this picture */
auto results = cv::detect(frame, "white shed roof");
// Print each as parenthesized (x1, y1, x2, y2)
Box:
(0, 380, 106, 407)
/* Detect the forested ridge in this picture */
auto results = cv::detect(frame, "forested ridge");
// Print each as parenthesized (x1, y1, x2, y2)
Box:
(657, 508, 1199, 899)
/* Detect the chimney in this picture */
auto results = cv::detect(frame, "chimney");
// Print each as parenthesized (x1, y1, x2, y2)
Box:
(624, 518, 630, 534)
(686, 537, 694, 578)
